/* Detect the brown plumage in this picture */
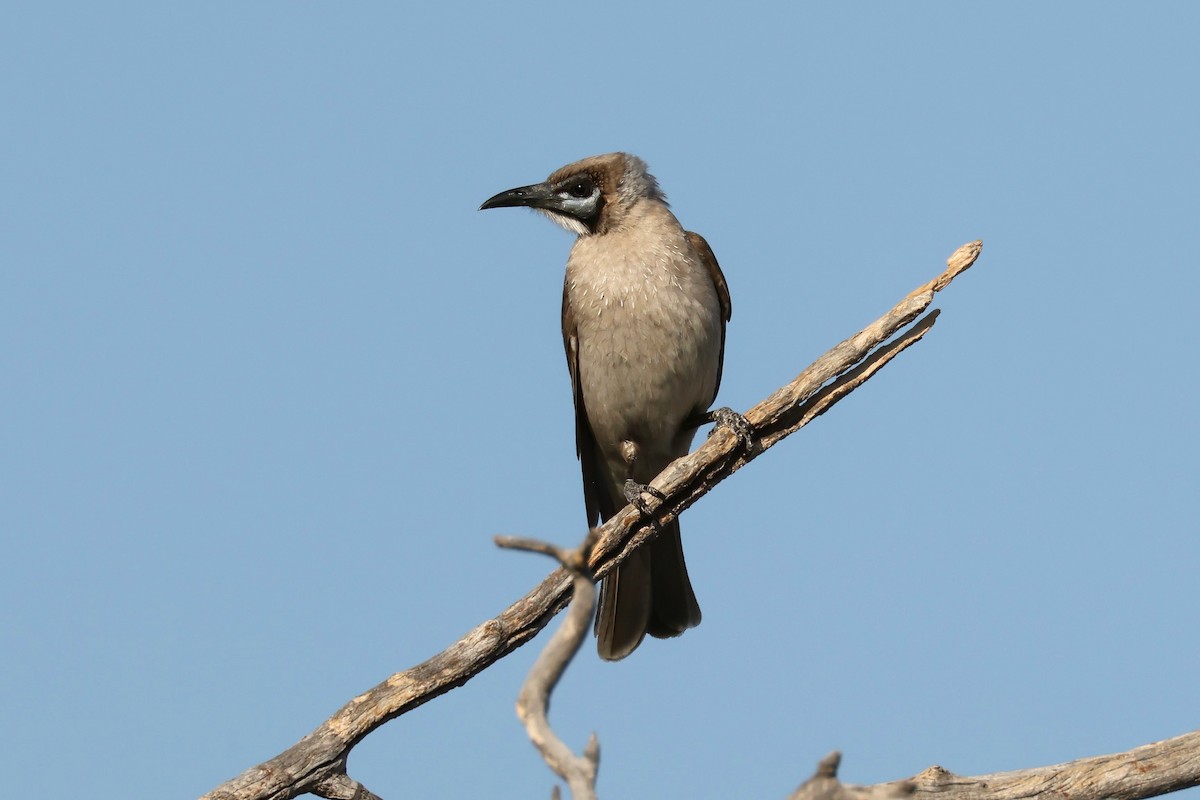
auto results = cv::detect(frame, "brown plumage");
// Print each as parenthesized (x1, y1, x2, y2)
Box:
(482, 153, 731, 659)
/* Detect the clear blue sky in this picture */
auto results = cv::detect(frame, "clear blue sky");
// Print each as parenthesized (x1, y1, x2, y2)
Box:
(3, 4, 1197, 799)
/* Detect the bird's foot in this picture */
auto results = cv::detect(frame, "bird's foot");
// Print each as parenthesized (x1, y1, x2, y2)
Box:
(706, 406, 754, 450)
(623, 479, 667, 524)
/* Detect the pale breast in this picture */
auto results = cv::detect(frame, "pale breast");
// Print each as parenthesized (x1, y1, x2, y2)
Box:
(565, 209, 723, 477)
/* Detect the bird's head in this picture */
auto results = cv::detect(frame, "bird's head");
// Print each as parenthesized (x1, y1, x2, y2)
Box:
(480, 152, 665, 236)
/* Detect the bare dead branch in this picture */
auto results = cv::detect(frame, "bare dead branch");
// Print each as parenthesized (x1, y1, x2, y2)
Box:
(311, 773, 381, 800)
(202, 242, 984, 800)
(788, 731, 1200, 800)
(789, 752, 914, 800)
(587, 241, 980, 578)
(501, 530, 601, 799)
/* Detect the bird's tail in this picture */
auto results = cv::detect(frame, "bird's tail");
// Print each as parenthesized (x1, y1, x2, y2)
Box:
(595, 519, 701, 661)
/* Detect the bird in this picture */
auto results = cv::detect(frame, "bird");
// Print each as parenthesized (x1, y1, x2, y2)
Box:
(480, 153, 732, 660)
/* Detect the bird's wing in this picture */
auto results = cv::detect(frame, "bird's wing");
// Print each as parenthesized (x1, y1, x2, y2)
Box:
(685, 230, 732, 404)
(562, 279, 615, 527)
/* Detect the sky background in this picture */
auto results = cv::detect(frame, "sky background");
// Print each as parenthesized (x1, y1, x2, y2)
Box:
(3, 4, 1197, 799)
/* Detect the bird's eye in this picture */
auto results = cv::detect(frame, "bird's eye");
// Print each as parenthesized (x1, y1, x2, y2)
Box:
(567, 177, 594, 198)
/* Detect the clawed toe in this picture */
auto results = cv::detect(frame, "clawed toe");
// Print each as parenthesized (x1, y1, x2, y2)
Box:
(707, 406, 754, 450)
(623, 478, 666, 518)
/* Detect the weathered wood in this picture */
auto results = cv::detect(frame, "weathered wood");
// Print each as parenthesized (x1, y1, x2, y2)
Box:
(203, 242, 991, 800)
(790, 731, 1200, 800)
(499, 531, 601, 800)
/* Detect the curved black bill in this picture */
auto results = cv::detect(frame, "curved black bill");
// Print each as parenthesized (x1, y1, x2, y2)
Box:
(479, 182, 554, 211)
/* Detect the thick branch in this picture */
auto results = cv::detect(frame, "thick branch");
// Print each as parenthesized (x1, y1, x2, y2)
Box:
(202, 242, 982, 800)
(789, 731, 1200, 800)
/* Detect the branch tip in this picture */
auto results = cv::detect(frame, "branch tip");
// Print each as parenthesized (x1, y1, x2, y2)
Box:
(907, 240, 983, 299)
(817, 751, 843, 778)
(584, 732, 600, 765)
(496, 535, 570, 564)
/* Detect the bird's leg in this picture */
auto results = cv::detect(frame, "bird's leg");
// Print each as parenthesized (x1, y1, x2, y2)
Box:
(619, 440, 666, 524)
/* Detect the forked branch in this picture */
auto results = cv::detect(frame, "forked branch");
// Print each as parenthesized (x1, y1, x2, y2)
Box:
(496, 531, 601, 800)
(203, 242, 987, 800)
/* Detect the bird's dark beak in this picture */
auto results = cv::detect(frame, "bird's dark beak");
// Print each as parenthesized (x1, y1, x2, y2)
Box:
(479, 182, 556, 211)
